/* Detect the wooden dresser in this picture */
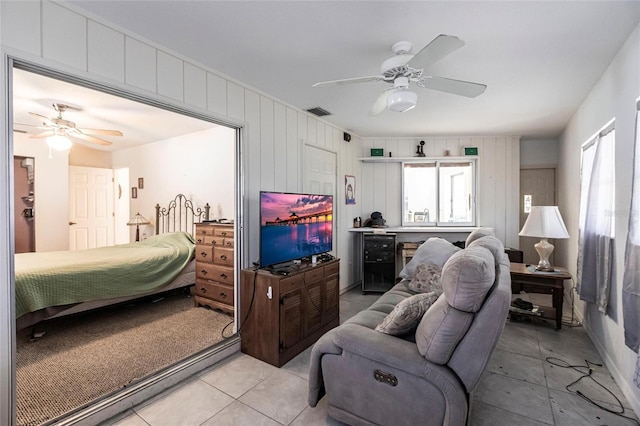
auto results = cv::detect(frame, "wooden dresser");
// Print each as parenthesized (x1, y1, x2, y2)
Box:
(240, 259, 340, 367)
(194, 222, 234, 316)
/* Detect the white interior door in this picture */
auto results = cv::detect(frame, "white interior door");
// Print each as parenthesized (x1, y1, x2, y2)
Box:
(69, 166, 114, 250)
(304, 145, 337, 254)
(113, 168, 130, 245)
(520, 168, 555, 264)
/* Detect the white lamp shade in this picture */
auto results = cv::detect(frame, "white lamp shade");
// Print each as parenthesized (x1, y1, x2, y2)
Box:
(387, 90, 417, 112)
(127, 212, 150, 226)
(519, 206, 569, 239)
(47, 134, 72, 151)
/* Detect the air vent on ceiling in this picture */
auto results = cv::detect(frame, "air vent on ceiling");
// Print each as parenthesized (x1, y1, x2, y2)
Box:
(306, 107, 331, 117)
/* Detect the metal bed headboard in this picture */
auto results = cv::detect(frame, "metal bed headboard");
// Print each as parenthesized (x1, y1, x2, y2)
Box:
(155, 194, 210, 235)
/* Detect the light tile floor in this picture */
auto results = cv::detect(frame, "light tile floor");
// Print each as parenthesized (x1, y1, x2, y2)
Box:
(103, 289, 638, 426)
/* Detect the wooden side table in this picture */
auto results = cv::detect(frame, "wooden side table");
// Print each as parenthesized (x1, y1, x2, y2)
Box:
(509, 263, 571, 330)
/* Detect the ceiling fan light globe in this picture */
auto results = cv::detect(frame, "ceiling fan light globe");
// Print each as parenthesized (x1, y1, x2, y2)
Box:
(47, 134, 72, 151)
(387, 90, 417, 112)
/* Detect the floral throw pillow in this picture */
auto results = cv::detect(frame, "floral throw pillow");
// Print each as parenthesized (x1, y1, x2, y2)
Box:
(375, 292, 440, 335)
(408, 263, 443, 295)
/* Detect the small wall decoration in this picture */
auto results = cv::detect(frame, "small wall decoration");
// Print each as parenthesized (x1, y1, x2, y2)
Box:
(138, 177, 144, 189)
(131, 187, 137, 199)
(345, 175, 356, 205)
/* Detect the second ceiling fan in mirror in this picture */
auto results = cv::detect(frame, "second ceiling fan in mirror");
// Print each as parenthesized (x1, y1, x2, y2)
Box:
(18, 102, 123, 150)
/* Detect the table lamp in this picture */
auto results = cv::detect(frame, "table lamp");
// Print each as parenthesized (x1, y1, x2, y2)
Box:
(518, 206, 569, 272)
(127, 212, 150, 242)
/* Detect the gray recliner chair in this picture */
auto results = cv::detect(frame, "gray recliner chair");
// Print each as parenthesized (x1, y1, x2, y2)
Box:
(308, 231, 511, 425)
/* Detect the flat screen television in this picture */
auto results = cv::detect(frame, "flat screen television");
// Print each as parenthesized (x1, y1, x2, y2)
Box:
(259, 191, 333, 268)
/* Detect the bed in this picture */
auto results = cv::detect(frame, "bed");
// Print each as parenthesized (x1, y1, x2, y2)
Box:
(15, 194, 210, 331)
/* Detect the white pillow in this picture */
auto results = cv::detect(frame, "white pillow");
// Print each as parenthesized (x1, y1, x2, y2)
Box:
(399, 237, 461, 280)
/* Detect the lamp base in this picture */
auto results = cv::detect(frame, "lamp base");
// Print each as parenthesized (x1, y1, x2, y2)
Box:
(534, 238, 554, 272)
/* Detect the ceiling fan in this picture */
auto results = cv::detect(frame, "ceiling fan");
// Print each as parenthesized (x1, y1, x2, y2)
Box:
(312, 34, 487, 115)
(18, 103, 123, 149)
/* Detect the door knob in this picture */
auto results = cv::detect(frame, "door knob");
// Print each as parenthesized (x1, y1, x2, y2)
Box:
(69, 221, 77, 225)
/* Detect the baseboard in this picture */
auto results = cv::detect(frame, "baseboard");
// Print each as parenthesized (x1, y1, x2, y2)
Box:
(53, 337, 241, 426)
(582, 322, 640, 420)
(340, 281, 361, 294)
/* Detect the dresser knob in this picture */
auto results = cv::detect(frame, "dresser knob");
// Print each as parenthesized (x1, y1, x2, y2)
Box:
(225, 241, 232, 247)
(200, 251, 207, 258)
(220, 292, 227, 298)
(201, 269, 207, 275)
(200, 287, 207, 293)
(220, 255, 227, 261)
(220, 273, 227, 279)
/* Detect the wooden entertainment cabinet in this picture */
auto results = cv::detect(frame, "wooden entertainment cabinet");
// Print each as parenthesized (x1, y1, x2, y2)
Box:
(240, 259, 340, 367)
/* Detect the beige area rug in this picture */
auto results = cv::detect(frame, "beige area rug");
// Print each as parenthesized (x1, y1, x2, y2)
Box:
(16, 290, 234, 426)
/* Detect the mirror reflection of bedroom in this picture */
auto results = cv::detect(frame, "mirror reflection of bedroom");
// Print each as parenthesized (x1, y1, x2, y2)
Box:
(12, 67, 238, 426)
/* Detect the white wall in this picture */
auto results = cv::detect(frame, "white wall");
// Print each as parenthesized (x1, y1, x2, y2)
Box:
(556, 23, 640, 415)
(359, 136, 521, 248)
(112, 126, 235, 241)
(0, 2, 362, 423)
(13, 133, 69, 251)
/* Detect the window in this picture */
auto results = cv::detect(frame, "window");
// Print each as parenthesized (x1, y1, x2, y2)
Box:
(402, 160, 476, 226)
(577, 121, 615, 313)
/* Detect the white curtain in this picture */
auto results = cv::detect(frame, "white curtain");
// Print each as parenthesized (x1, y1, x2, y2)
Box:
(623, 108, 640, 353)
(577, 129, 615, 313)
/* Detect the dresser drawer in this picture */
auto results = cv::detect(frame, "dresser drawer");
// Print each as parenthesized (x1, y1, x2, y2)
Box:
(324, 261, 339, 277)
(305, 267, 324, 283)
(195, 225, 216, 240)
(195, 244, 213, 263)
(213, 247, 234, 266)
(280, 274, 304, 294)
(195, 279, 234, 305)
(214, 226, 234, 238)
(196, 263, 234, 285)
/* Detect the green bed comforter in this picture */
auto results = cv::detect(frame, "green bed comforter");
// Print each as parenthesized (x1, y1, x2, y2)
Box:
(15, 232, 196, 319)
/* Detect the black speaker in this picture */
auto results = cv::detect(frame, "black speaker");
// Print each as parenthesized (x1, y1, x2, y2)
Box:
(343, 132, 351, 142)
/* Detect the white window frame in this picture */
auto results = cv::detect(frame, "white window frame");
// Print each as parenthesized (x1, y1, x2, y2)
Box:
(401, 159, 477, 227)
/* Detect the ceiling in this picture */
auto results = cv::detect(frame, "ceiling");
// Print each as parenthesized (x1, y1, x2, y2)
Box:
(27, 1, 640, 141)
(12, 69, 217, 151)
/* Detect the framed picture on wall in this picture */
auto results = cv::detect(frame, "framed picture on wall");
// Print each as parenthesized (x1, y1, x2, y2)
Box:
(138, 177, 144, 189)
(131, 187, 137, 199)
(345, 175, 356, 205)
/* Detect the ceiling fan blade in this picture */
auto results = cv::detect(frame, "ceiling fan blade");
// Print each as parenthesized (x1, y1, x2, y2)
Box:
(13, 129, 27, 134)
(77, 128, 123, 137)
(313, 75, 383, 87)
(28, 112, 55, 126)
(29, 130, 55, 139)
(420, 76, 487, 98)
(408, 34, 465, 69)
(71, 132, 113, 146)
(368, 88, 394, 116)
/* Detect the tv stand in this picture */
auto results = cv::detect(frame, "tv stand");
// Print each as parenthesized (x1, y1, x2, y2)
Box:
(240, 259, 340, 367)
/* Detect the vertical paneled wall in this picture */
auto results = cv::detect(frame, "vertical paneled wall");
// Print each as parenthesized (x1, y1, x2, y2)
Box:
(360, 136, 520, 248)
(0, 0, 362, 290)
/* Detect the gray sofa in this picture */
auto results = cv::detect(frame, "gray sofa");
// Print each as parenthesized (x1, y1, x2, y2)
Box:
(308, 229, 511, 426)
